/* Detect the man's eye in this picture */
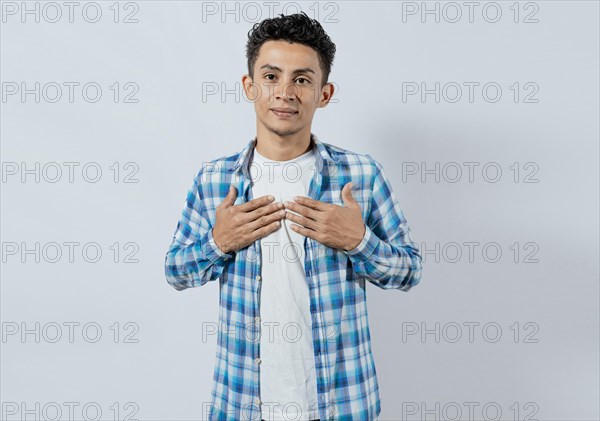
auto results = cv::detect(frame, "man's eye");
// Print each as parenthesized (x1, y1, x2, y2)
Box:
(296, 78, 310, 84)
(265, 74, 276, 80)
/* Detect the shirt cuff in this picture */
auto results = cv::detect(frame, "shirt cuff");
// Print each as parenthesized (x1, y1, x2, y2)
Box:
(343, 224, 378, 261)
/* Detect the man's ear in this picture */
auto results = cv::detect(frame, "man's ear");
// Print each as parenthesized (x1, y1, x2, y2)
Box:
(318, 82, 335, 109)
(242, 74, 256, 101)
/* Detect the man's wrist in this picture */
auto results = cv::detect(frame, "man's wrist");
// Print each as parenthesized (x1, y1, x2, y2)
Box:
(209, 228, 234, 259)
(343, 223, 378, 261)
(344, 224, 366, 251)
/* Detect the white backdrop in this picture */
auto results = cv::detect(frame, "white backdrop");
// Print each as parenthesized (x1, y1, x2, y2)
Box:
(1, 1, 598, 420)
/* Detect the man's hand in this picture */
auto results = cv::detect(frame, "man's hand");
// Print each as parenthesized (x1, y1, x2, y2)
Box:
(212, 185, 286, 254)
(283, 182, 366, 251)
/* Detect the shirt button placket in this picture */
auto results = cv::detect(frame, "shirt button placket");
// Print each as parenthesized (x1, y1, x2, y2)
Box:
(255, 245, 262, 417)
(307, 242, 327, 417)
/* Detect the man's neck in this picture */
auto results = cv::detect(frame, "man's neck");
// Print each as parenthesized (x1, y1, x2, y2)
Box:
(254, 132, 313, 161)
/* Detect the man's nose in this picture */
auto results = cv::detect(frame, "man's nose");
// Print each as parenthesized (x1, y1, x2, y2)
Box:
(274, 80, 297, 100)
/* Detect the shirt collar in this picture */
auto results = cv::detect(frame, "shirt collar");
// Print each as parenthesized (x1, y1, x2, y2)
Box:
(231, 133, 337, 178)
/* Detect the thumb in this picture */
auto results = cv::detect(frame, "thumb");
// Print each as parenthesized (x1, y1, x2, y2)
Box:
(222, 184, 237, 207)
(341, 182, 356, 205)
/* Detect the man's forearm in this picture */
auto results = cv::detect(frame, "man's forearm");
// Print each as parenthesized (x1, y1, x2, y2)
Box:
(165, 227, 234, 291)
(344, 223, 422, 291)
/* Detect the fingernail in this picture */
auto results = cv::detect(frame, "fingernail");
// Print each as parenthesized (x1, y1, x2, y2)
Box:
(268, 195, 274, 201)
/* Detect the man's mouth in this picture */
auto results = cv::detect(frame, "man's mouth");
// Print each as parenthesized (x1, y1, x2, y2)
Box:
(271, 109, 298, 118)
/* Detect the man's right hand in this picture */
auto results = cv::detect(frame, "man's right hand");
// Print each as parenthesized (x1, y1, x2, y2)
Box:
(212, 185, 286, 254)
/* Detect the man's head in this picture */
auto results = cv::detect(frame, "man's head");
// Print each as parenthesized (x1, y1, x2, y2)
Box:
(245, 12, 336, 88)
(242, 12, 336, 139)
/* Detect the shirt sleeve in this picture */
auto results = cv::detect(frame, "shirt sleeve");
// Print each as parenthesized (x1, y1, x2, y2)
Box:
(343, 157, 423, 291)
(164, 169, 235, 291)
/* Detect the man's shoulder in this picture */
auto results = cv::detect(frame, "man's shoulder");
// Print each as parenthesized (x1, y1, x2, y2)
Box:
(323, 140, 380, 171)
(194, 149, 242, 180)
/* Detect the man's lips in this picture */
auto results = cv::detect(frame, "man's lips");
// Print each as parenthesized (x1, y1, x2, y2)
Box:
(271, 108, 298, 117)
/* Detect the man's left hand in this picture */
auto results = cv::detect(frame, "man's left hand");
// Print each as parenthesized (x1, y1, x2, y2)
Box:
(283, 182, 366, 251)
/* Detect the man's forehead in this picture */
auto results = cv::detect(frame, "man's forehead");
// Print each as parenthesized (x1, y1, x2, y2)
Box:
(256, 42, 320, 66)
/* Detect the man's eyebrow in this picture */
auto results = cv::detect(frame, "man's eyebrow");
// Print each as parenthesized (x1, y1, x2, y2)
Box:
(259, 64, 316, 75)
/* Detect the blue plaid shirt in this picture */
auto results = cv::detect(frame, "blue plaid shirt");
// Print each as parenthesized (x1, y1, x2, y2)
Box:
(165, 133, 423, 421)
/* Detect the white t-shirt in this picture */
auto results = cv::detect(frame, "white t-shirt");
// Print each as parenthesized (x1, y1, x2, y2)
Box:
(250, 144, 320, 421)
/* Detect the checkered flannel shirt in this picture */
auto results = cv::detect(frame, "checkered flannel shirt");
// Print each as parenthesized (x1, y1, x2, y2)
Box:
(165, 133, 423, 420)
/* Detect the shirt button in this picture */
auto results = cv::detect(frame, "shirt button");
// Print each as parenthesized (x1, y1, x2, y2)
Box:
(255, 275, 261, 281)
(255, 316, 261, 324)
(256, 398, 262, 405)
(255, 357, 262, 364)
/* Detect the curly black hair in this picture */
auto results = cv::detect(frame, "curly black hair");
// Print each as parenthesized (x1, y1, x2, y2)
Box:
(245, 12, 336, 88)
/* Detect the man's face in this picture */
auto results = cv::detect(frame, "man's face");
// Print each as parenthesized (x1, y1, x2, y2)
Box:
(242, 40, 334, 138)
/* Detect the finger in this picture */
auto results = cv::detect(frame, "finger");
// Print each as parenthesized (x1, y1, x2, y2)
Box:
(250, 219, 282, 241)
(341, 182, 357, 205)
(285, 201, 318, 221)
(245, 201, 284, 224)
(237, 194, 275, 212)
(289, 223, 318, 240)
(249, 207, 286, 232)
(291, 196, 327, 211)
(284, 209, 317, 230)
(220, 185, 238, 208)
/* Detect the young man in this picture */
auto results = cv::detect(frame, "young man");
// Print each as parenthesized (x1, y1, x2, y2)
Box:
(165, 12, 423, 421)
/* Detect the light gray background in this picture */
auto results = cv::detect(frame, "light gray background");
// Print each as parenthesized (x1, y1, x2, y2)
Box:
(1, 1, 598, 420)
